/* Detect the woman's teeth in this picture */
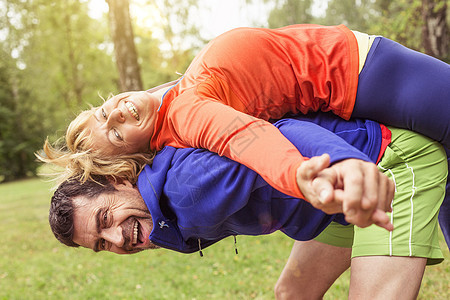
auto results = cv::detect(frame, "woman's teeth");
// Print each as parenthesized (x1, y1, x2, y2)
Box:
(133, 221, 138, 245)
(126, 102, 140, 121)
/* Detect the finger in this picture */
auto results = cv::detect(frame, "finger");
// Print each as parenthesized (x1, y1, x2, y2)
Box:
(319, 202, 344, 214)
(311, 172, 336, 205)
(360, 163, 379, 211)
(297, 154, 330, 181)
(296, 154, 332, 208)
(379, 175, 395, 212)
(341, 169, 364, 217)
(335, 189, 373, 228)
(375, 170, 388, 211)
(372, 209, 394, 231)
(386, 178, 395, 212)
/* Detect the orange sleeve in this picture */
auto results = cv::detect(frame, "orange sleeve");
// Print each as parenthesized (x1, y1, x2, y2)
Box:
(160, 89, 306, 199)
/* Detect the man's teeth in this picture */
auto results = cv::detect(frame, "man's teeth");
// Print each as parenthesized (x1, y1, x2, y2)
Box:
(133, 221, 138, 245)
(125, 102, 140, 121)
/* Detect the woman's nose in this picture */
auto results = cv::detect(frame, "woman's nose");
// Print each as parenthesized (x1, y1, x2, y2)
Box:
(108, 108, 125, 125)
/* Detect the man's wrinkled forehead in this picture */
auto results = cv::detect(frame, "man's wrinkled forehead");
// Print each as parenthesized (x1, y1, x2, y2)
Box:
(72, 195, 105, 251)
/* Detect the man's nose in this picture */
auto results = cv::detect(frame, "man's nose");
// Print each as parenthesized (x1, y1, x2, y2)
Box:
(102, 227, 125, 248)
(107, 108, 125, 125)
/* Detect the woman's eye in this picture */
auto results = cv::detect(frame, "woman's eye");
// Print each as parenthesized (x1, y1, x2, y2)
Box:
(100, 239, 106, 250)
(113, 129, 123, 141)
(101, 108, 107, 119)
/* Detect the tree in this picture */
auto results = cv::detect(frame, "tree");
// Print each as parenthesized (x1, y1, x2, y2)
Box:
(0, 48, 45, 181)
(0, 0, 117, 181)
(267, 0, 314, 28)
(366, 0, 449, 61)
(421, 0, 449, 61)
(106, 0, 143, 91)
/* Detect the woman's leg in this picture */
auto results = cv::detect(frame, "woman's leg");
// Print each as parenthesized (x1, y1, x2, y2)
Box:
(353, 37, 450, 148)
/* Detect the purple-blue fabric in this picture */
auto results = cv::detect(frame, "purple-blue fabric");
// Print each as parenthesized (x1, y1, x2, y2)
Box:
(138, 113, 384, 253)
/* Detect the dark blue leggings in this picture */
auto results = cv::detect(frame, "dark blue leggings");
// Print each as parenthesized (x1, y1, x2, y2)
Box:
(353, 37, 450, 148)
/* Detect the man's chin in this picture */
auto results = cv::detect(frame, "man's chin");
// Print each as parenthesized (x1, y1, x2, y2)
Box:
(128, 243, 159, 254)
(139, 240, 160, 250)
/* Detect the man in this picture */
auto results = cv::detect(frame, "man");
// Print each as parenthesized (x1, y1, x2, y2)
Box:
(49, 114, 447, 297)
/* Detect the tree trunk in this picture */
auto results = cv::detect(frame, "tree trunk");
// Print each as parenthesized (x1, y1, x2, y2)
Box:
(106, 0, 143, 91)
(63, 5, 84, 107)
(421, 0, 448, 60)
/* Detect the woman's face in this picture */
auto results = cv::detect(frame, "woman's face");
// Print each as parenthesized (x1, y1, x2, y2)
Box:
(87, 91, 160, 155)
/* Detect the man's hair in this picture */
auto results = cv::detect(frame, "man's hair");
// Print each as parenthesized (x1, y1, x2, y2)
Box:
(49, 176, 117, 247)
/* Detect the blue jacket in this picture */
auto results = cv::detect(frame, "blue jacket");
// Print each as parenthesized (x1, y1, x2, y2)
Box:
(137, 113, 385, 254)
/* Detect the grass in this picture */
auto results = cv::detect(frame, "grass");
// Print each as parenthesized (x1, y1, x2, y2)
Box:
(0, 177, 448, 299)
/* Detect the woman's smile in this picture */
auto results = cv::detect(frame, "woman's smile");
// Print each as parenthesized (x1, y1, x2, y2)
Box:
(125, 101, 140, 121)
(87, 91, 161, 155)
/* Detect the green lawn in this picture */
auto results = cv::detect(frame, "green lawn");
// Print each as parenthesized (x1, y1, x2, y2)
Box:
(0, 177, 448, 299)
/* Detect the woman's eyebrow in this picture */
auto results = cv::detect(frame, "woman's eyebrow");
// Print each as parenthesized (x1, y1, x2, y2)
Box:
(93, 110, 100, 122)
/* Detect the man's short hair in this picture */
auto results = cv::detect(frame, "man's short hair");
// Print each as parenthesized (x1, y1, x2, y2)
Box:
(49, 176, 117, 247)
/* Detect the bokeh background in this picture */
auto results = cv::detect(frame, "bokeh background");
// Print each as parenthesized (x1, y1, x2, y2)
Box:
(0, 0, 449, 298)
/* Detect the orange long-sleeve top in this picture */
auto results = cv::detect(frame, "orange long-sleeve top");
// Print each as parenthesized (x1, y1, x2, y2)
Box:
(150, 24, 359, 198)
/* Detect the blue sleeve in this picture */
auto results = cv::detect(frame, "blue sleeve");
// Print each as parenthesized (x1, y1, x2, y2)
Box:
(273, 117, 373, 164)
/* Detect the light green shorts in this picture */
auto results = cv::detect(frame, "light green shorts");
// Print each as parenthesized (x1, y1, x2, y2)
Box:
(315, 127, 448, 265)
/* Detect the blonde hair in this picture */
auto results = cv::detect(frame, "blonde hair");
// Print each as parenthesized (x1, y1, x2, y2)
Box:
(37, 107, 155, 186)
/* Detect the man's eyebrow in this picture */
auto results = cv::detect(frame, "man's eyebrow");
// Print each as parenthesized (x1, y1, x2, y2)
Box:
(96, 209, 102, 234)
(92, 209, 102, 252)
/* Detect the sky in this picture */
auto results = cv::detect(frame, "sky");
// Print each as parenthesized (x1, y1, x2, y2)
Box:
(88, 0, 329, 39)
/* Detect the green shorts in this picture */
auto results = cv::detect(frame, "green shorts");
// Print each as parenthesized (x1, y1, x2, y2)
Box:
(315, 127, 448, 265)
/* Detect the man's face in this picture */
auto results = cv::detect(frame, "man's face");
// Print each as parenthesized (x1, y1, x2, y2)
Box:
(72, 180, 158, 254)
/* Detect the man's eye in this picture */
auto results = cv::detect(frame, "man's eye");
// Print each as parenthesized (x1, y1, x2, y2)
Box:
(101, 108, 107, 119)
(103, 211, 108, 224)
(100, 239, 106, 250)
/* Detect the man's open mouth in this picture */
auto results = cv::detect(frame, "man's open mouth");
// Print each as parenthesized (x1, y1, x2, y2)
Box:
(132, 219, 148, 248)
(133, 220, 139, 245)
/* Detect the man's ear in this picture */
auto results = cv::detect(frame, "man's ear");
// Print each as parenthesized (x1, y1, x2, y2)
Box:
(106, 176, 133, 188)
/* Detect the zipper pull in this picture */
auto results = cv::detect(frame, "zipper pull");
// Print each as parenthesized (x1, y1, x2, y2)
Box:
(234, 235, 238, 255)
(198, 238, 203, 257)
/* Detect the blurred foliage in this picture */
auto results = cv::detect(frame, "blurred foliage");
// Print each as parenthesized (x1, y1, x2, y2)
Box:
(0, 0, 200, 182)
(266, 0, 315, 28)
(0, 0, 448, 181)
(263, 0, 449, 61)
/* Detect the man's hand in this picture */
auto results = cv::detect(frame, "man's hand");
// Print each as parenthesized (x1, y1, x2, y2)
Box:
(296, 154, 395, 231)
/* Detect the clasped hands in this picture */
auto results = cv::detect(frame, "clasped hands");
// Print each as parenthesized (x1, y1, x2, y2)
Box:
(296, 154, 395, 231)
